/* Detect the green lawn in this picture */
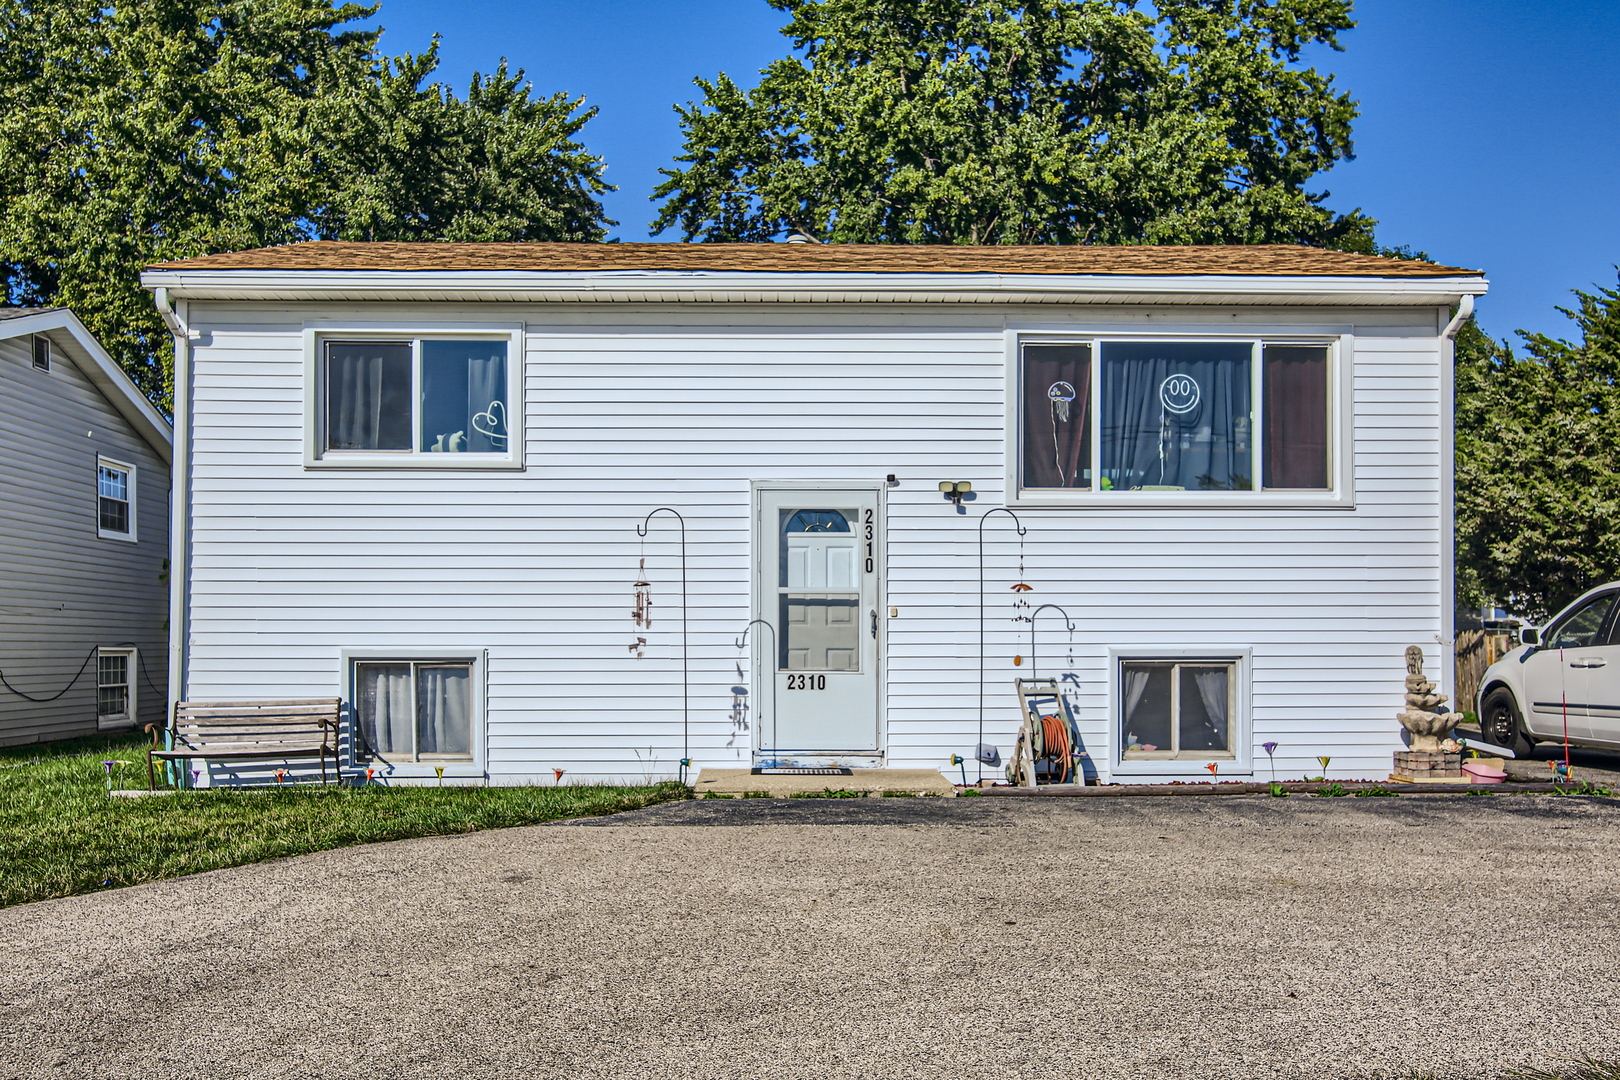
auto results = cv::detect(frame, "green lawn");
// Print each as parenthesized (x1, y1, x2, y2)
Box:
(0, 732, 688, 908)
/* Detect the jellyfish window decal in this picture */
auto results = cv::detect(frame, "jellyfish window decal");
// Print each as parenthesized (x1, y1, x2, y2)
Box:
(1047, 380, 1076, 422)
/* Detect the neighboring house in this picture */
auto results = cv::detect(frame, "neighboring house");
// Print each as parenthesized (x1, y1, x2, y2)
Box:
(0, 308, 171, 746)
(141, 243, 1486, 785)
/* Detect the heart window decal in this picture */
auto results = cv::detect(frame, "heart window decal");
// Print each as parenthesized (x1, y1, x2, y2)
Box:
(472, 400, 508, 446)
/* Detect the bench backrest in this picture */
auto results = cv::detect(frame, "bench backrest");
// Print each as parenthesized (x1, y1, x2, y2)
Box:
(171, 699, 342, 753)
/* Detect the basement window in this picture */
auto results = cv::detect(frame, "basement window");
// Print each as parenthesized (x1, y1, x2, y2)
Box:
(97, 648, 136, 728)
(1120, 658, 1238, 761)
(353, 659, 475, 763)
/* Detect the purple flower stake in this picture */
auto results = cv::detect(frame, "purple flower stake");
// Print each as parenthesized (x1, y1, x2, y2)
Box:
(100, 760, 117, 794)
(1261, 742, 1279, 784)
(190, 768, 201, 789)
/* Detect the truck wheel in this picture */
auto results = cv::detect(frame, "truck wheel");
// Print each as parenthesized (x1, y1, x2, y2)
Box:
(1480, 687, 1533, 757)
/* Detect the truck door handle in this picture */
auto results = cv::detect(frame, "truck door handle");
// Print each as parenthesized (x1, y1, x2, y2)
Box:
(1571, 658, 1608, 668)
(870, 609, 878, 639)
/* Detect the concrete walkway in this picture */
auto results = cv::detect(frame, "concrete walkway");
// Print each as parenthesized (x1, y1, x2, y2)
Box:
(3, 795, 1619, 1079)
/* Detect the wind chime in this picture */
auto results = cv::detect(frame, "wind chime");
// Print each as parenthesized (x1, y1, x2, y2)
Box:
(1010, 527, 1033, 665)
(629, 552, 652, 659)
(727, 658, 750, 748)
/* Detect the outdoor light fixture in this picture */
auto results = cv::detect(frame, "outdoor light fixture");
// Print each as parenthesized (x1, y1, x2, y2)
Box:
(938, 480, 972, 504)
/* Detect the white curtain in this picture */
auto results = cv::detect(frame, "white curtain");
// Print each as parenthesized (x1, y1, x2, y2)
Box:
(328, 344, 411, 450)
(417, 665, 471, 755)
(1123, 668, 1151, 734)
(358, 663, 412, 756)
(1192, 668, 1230, 750)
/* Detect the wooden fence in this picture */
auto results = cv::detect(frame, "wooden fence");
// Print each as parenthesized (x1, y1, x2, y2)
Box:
(1454, 629, 1513, 717)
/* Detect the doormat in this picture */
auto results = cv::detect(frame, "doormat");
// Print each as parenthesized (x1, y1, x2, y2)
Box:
(750, 767, 853, 776)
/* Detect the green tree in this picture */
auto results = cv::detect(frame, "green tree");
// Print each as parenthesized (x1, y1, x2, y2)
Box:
(0, 0, 610, 408)
(1455, 276, 1620, 623)
(652, 0, 1374, 247)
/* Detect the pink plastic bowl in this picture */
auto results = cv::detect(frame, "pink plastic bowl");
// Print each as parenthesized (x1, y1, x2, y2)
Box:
(1462, 760, 1507, 784)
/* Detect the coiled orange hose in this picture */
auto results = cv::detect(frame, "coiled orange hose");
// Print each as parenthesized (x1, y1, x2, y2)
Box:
(1039, 714, 1071, 783)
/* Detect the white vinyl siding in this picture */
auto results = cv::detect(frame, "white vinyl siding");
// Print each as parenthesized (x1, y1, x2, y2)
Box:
(179, 303, 1447, 784)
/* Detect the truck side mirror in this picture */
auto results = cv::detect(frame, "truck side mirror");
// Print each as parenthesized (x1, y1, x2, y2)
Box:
(1519, 626, 1541, 647)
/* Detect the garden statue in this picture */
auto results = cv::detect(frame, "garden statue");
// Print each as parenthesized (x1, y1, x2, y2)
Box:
(1391, 646, 1467, 783)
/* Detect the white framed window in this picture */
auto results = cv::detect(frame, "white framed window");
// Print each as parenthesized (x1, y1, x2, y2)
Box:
(32, 334, 50, 372)
(303, 327, 523, 469)
(1008, 333, 1350, 508)
(1110, 648, 1252, 776)
(345, 650, 485, 775)
(97, 647, 136, 728)
(96, 457, 137, 541)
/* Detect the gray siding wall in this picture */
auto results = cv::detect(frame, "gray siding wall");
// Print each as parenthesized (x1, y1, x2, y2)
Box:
(180, 301, 1448, 785)
(0, 330, 169, 745)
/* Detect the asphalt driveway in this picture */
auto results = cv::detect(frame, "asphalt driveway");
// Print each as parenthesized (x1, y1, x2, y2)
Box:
(2, 794, 1618, 1080)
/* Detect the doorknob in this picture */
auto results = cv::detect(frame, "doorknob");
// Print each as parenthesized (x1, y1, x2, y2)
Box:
(870, 609, 878, 639)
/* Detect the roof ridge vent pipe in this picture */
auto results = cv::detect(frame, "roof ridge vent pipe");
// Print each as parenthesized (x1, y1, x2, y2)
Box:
(783, 227, 820, 244)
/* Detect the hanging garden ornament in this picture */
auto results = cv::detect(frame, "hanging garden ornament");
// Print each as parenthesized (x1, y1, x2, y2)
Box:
(1013, 655, 1023, 667)
(1048, 381, 1076, 423)
(633, 558, 653, 629)
(1010, 582, 1033, 593)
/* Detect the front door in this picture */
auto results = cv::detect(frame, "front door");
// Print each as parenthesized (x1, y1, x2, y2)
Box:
(753, 485, 882, 758)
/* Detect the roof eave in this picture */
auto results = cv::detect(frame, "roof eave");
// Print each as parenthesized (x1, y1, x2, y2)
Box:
(139, 269, 1488, 306)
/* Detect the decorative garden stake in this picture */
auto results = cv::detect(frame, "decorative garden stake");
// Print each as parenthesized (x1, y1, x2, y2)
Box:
(100, 760, 116, 794)
(1391, 646, 1465, 784)
(365, 767, 375, 785)
(274, 768, 286, 784)
(435, 766, 445, 787)
(1206, 762, 1219, 781)
(189, 768, 201, 788)
(949, 754, 969, 788)
(1262, 742, 1279, 784)
(553, 768, 565, 784)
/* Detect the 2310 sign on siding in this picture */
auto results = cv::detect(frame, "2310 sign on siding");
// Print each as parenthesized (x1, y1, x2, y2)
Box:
(864, 508, 874, 574)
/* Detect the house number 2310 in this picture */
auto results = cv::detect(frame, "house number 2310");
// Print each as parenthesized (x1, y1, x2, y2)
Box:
(864, 508, 874, 574)
(787, 674, 827, 690)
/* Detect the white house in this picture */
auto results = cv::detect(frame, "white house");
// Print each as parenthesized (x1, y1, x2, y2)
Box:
(0, 307, 171, 745)
(141, 243, 1486, 785)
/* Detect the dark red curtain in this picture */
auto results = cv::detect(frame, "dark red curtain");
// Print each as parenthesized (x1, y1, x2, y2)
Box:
(1022, 345, 1092, 488)
(1263, 346, 1329, 489)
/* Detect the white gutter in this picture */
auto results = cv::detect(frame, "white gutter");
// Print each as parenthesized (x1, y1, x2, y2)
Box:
(1437, 294, 1475, 709)
(153, 287, 190, 715)
(140, 268, 1489, 307)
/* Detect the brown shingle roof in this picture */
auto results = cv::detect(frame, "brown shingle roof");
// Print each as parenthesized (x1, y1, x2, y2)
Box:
(148, 241, 1481, 277)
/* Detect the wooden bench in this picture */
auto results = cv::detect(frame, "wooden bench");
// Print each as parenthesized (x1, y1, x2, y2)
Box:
(146, 699, 343, 789)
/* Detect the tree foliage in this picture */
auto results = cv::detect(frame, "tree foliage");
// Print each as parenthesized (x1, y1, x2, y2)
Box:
(0, 0, 611, 408)
(652, 0, 1374, 247)
(1455, 276, 1620, 623)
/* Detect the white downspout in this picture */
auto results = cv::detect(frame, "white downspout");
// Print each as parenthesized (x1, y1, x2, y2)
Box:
(153, 287, 190, 717)
(1438, 294, 1474, 709)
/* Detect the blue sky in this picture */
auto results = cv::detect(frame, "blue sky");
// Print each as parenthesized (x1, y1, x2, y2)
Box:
(364, 0, 1617, 345)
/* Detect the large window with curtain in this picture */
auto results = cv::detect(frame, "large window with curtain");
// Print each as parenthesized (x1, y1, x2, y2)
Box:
(353, 659, 475, 762)
(320, 337, 512, 461)
(1018, 339, 1333, 498)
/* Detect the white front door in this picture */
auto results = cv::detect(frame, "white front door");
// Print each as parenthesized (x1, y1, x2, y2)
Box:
(753, 485, 882, 758)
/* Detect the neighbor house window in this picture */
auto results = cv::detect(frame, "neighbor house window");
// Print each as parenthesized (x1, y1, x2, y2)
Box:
(353, 660, 474, 762)
(1120, 658, 1237, 760)
(97, 647, 135, 727)
(32, 335, 50, 371)
(1018, 340, 1332, 495)
(322, 338, 509, 457)
(97, 458, 135, 540)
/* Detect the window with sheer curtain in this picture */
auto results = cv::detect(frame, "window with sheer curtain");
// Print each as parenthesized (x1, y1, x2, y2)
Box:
(354, 660, 474, 762)
(323, 339, 509, 457)
(1120, 659, 1237, 760)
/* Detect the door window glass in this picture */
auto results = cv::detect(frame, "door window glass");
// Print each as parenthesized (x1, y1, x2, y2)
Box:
(1546, 594, 1616, 649)
(779, 509, 860, 672)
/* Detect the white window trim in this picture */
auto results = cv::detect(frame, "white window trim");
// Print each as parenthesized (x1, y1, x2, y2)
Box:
(96, 646, 137, 730)
(1108, 647, 1253, 777)
(1003, 327, 1355, 509)
(96, 455, 138, 542)
(302, 323, 525, 470)
(340, 648, 488, 780)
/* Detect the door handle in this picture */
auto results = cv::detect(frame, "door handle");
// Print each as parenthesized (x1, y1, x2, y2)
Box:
(870, 609, 878, 640)
(1571, 658, 1608, 668)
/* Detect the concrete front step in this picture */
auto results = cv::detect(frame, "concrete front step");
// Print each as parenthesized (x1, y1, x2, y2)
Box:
(692, 768, 955, 798)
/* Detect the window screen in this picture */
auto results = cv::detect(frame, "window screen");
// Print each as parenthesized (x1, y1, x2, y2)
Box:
(325, 342, 412, 451)
(355, 660, 474, 761)
(1121, 659, 1237, 760)
(1099, 341, 1254, 491)
(98, 464, 130, 535)
(1021, 344, 1092, 489)
(1263, 346, 1330, 489)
